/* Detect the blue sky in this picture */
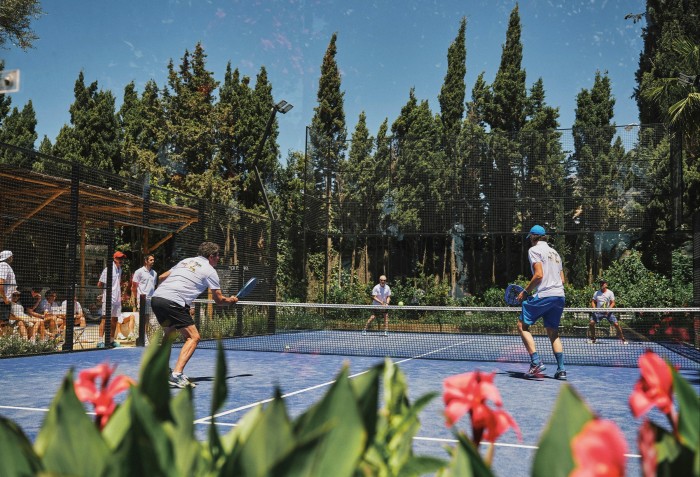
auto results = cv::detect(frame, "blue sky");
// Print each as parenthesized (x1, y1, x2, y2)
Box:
(2, 0, 645, 159)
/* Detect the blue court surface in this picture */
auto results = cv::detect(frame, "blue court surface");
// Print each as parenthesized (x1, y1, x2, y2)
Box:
(1, 345, 698, 476)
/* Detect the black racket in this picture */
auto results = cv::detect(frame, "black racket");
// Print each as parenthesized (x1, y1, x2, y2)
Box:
(504, 284, 527, 306)
(236, 277, 258, 299)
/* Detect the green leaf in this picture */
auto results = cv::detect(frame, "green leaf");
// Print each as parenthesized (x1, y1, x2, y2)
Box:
(444, 431, 496, 477)
(208, 341, 228, 466)
(349, 361, 382, 447)
(401, 455, 449, 476)
(221, 389, 296, 475)
(532, 384, 595, 477)
(293, 365, 367, 476)
(34, 371, 110, 477)
(672, 366, 700, 451)
(169, 388, 205, 475)
(0, 415, 44, 476)
(138, 334, 174, 422)
(104, 388, 177, 477)
(651, 420, 700, 477)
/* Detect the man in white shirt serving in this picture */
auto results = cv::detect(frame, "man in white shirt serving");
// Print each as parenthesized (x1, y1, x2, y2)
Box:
(152, 242, 238, 388)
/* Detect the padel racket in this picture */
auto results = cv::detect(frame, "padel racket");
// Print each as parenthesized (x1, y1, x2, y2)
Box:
(236, 277, 258, 299)
(504, 284, 526, 306)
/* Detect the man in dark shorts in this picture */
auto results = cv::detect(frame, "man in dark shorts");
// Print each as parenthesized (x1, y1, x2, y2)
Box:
(151, 242, 238, 388)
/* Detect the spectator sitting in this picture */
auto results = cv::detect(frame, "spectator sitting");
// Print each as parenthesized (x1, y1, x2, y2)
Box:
(60, 296, 87, 327)
(28, 287, 44, 314)
(98, 311, 136, 344)
(34, 289, 63, 337)
(10, 290, 46, 341)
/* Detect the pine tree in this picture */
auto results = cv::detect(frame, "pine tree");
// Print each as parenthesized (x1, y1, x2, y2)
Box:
(0, 100, 37, 165)
(53, 72, 120, 172)
(309, 33, 347, 288)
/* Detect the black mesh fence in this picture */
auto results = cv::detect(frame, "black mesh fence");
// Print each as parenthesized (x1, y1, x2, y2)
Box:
(0, 142, 275, 356)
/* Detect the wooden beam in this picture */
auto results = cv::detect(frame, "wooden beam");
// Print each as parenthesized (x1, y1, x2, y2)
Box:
(7, 190, 66, 234)
(145, 218, 198, 254)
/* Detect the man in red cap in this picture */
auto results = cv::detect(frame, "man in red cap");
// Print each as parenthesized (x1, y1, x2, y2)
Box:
(97, 251, 127, 348)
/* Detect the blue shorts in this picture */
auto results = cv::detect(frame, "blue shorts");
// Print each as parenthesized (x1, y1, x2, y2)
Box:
(520, 295, 565, 328)
(591, 312, 618, 324)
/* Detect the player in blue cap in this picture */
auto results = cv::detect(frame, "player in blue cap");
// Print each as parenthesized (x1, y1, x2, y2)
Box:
(516, 225, 567, 379)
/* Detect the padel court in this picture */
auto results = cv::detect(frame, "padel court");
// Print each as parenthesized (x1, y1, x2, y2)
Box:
(1, 331, 698, 477)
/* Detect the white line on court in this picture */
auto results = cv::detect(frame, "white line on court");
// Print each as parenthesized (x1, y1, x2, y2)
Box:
(194, 339, 475, 424)
(0, 404, 97, 416)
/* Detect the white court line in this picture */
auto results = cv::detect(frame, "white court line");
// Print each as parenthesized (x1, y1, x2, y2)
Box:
(194, 339, 474, 424)
(0, 404, 96, 416)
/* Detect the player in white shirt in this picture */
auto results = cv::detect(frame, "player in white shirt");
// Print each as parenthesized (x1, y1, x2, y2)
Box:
(132, 254, 157, 306)
(362, 275, 391, 336)
(152, 242, 239, 388)
(589, 279, 627, 344)
(516, 225, 567, 380)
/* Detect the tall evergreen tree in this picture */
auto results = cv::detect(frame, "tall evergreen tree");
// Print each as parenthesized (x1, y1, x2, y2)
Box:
(53, 72, 120, 172)
(0, 0, 42, 50)
(481, 4, 527, 284)
(162, 43, 227, 201)
(309, 33, 347, 287)
(0, 100, 37, 165)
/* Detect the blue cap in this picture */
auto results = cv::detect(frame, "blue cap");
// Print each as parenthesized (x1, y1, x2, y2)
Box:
(526, 225, 546, 238)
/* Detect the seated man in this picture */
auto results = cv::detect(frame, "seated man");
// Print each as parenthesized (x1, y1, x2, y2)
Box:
(10, 290, 46, 341)
(31, 289, 61, 337)
(60, 296, 87, 328)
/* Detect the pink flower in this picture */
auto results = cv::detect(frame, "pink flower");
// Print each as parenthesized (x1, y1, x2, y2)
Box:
(637, 420, 657, 477)
(443, 371, 520, 445)
(443, 371, 501, 427)
(481, 408, 522, 443)
(571, 419, 627, 477)
(628, 351, 674, 418)
(74, 362, 135, 430)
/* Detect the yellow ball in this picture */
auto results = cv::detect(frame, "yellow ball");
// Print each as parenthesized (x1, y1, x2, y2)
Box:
(398, 301, 404, 306)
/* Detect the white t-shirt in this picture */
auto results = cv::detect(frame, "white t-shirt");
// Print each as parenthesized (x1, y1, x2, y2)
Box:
(528, 241, 565, 298)
(372, 283, 392, 305)
(60, 300, 83, 315)
(152, 256, 220, 307)
(0, 262, 17, 298)
(592, 289, 615, 308)
(99, 264, 122, 306)
(10, 302, 29, 319)
(132, 266, 157, 298)
(46, 300, 63, 315)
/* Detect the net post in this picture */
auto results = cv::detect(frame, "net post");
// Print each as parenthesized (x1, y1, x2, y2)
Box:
(137, 294, 146, 347)
(62, 161, 80, 351)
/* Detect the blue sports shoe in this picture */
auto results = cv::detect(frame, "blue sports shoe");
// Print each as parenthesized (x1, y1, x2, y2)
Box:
(525, 362, 546, 378)
(554, 369, 567, 380)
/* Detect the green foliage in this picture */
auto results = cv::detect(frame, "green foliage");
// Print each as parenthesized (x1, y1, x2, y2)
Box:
(0, 335, 59, 356)
(0, 0, 43, 50)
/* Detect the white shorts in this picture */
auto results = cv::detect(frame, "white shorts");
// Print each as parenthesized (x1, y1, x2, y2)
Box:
(118, 312, 134, 324)
(101, 303, 122, 320)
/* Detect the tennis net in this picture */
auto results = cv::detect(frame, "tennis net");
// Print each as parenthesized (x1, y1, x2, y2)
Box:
(169, 301, 700, 370)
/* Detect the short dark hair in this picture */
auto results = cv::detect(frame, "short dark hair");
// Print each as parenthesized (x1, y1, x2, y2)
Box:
(198, 242, 220, 259)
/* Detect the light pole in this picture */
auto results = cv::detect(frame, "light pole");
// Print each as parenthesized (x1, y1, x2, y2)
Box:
(252, 100, 294, 221)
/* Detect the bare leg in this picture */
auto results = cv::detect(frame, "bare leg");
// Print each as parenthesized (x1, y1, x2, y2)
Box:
(383, 313, 389, 332)
(518, 320, 537, 354)
(364, 315, 376, 330)
(173, 324, 201, 374)
(614, 322, 626, 342)
(546, 327, 563, 354)
(588, 321, 596, 341)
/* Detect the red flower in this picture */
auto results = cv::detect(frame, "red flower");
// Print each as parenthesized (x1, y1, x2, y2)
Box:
(629, 350, 674, 418)
(480, 408, 522, 443)
(443, 371, 501, 427)
(74, 362, 135, 430)
(571, 419, 627, 477)
(443, 371, 520, 445)
(637, 420, 657, 477)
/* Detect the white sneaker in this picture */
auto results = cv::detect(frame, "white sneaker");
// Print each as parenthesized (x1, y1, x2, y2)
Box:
(362, 329, 367, 335)
(384, 330, 388, 337)
(116, 333, 127, 340)
(127, 333, 136, 341)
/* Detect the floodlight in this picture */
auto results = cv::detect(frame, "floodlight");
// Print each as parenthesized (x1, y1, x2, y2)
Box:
(0, 69, 20, 94)
(275, 100, 294, 114)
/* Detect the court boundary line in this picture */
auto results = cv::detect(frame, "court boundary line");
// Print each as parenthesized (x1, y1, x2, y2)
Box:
(194, 338, 476, 424)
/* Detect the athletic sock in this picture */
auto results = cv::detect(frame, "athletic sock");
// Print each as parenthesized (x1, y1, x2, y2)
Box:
(554, 352, 565, 370)
(530, 351, 541, 365)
